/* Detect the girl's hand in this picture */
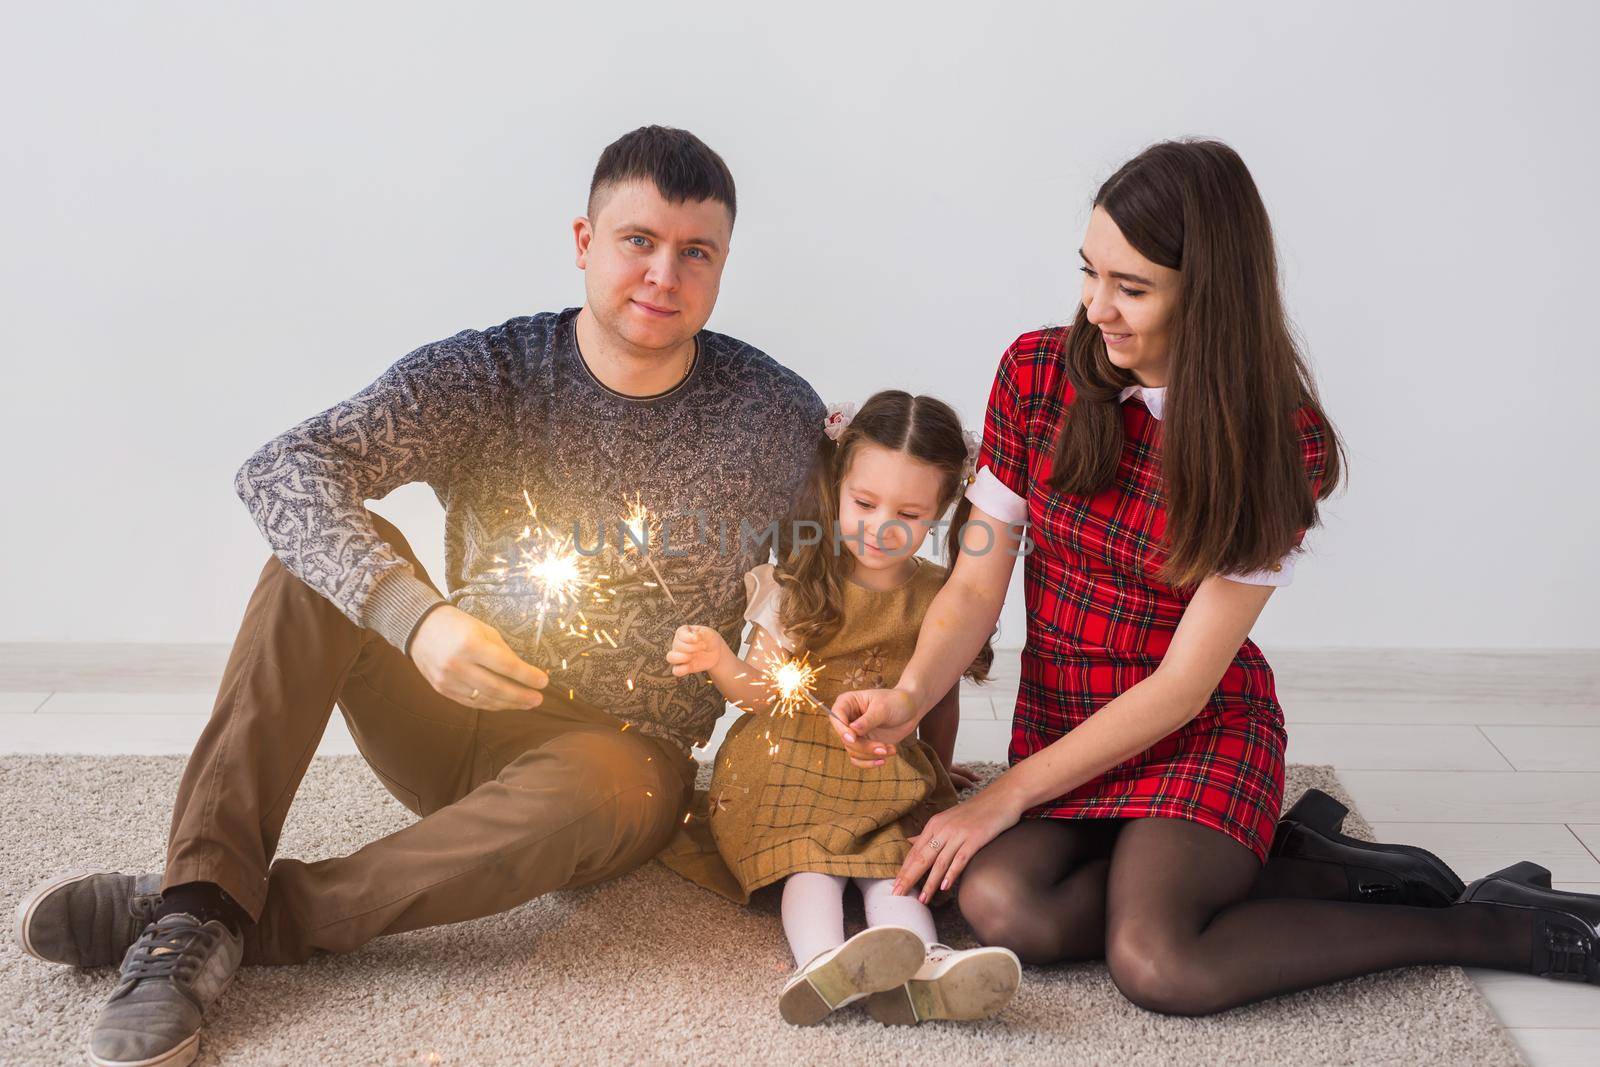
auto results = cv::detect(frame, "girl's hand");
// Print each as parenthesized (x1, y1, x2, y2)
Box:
(829, 687, 921, 767)
(666, 625, 729, 677)
(894, 785, 1024, 903)
(947, 762, 980, 792)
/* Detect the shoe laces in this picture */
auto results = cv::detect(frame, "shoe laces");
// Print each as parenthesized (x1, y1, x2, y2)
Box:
(112, 918, 219, 1002)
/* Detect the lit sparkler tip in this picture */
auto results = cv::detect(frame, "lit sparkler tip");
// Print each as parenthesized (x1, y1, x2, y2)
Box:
(758, 651, 829, 721)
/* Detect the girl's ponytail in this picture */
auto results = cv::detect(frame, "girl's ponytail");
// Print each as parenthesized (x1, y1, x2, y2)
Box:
(774, 433, 849, 651)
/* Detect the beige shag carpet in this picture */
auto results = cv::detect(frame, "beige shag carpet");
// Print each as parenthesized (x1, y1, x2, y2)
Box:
(2, 755, 1524, 1066)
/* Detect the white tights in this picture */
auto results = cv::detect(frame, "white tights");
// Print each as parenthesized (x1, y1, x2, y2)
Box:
(780, 872, 940, 967)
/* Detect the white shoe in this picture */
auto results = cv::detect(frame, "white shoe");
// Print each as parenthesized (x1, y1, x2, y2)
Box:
(865, 943, 1022, 1025)
(777, 925, 927, 1026)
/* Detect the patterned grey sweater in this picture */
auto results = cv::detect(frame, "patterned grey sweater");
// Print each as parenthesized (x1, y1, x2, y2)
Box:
(235, 307, 825, 753)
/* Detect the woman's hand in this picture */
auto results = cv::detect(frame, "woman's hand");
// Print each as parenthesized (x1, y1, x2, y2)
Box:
(666, 624, 730, 677)
(894, 785, 1025, 903)
(828, 687, 922, 767)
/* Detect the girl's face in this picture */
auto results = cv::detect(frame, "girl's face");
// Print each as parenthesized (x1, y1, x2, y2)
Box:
(1078, 205, 1181, 386)
(837, 443, 946, 573)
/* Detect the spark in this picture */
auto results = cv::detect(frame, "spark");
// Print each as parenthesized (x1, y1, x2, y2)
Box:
(621, 492, 678, 604)
(499, 489, 611, 650)
(754, 650, 856, 734)
(759, 652, 826, 719)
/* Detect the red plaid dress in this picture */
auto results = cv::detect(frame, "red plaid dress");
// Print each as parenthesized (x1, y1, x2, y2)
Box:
(969, 328, 1329, 862)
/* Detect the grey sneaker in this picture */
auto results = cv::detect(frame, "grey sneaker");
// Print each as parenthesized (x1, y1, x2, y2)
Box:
(88, 913, 242, 1067)
(15, 871, 162, 968)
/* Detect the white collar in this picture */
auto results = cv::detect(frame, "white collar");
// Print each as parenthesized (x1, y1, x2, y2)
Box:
(1118, 384, 1166, 420)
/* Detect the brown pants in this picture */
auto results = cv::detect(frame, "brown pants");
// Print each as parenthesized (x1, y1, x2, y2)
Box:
(163, 514, 695, 965)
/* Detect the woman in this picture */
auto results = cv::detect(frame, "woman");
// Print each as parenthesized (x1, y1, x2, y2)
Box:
(829, 140, 1598, 1014)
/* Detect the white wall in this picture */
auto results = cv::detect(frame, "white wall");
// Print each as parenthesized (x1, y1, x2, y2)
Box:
(2, 1, 1595, 648)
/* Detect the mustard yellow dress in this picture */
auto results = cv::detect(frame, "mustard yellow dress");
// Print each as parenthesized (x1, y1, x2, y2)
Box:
(659, 557, 963, 903)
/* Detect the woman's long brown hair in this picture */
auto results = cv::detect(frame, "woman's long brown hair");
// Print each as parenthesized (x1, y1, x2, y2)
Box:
(1048, 140, 1345, 586)
(776, 391, 994, 682)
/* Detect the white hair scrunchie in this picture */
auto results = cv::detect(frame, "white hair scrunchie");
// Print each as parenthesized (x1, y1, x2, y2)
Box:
(961, 428, 982, 486)
(822, 401, 857, 442)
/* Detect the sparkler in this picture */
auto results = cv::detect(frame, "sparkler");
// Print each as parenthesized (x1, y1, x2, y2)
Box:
(759, 651, 825, 719)
(620, 492, 678, 604)
(489, 490, 617, 650)
(754, 650, 854, 734)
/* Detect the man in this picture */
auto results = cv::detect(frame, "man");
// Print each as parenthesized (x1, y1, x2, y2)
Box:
(17, 125, 825, 1067)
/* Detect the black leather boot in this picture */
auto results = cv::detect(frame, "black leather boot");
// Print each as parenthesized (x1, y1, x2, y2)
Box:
(1459, 861, 1599, 983)
(1269, 788, 1466, 907)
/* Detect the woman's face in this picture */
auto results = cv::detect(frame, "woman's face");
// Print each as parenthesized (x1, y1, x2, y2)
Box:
(836, 443, 945, 572)
(1079, 205, 1181, 386)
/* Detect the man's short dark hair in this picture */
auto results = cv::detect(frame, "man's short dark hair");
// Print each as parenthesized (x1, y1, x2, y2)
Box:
(588, 125, 737, 224)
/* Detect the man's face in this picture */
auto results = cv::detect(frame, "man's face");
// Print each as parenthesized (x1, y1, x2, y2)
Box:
(573, 179, 732, 353)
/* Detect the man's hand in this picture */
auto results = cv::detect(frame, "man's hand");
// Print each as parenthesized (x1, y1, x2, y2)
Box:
(665, 625, 730, 677)
(409, 605, 548, 710)
(828, 687, 922, 767)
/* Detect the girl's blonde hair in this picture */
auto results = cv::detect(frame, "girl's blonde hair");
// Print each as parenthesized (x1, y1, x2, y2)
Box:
(775, 390, 994, 682)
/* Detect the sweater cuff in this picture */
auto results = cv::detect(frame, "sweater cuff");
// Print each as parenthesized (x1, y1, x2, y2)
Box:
(360, 569, 447, 654)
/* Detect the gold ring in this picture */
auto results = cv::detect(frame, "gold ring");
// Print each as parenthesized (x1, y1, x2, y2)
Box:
(927, 838, 943, 850)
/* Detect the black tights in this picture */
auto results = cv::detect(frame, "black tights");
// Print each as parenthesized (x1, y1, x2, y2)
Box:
(957, 817, 1536, 1016)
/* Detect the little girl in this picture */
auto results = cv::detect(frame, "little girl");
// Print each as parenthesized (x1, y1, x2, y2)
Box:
(661, 390, 1022, 1027)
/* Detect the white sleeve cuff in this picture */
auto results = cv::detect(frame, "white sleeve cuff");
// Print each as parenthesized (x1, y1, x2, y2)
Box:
(964, 465, 1028, 526)
(742, 565, 795, 652)
(1220, 553, 1298, 587)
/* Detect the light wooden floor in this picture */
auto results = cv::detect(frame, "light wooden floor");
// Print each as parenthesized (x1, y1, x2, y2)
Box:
(3, 644, 1597, 1066)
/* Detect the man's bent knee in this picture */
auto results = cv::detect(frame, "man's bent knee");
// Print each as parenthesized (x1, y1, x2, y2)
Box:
(498, 730, 687, 884)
